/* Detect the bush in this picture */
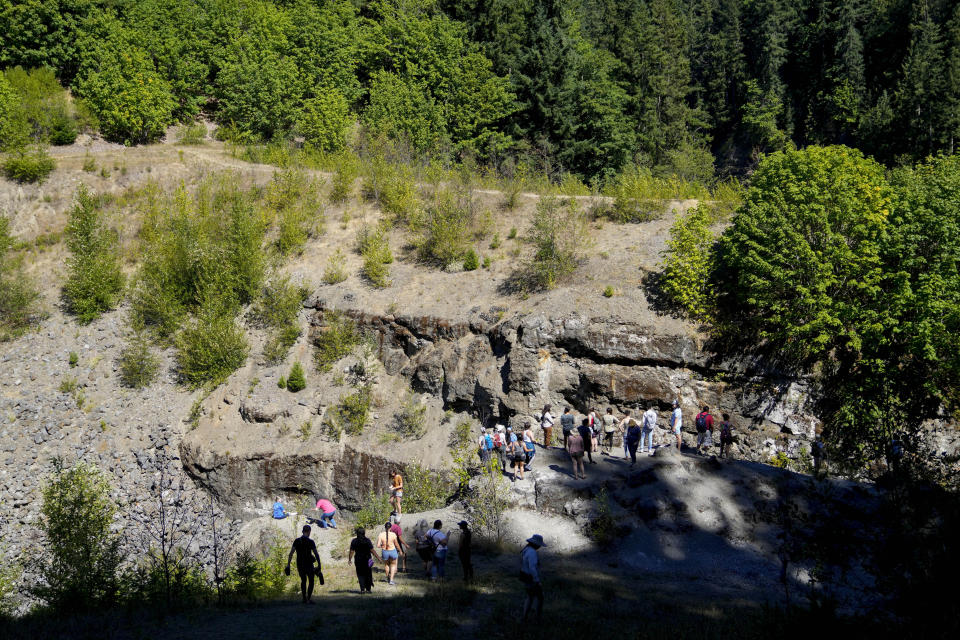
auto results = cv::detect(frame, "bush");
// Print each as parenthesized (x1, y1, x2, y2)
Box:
(327, 384, 371, 435)
(322, 248, 348, 284)
(361, 155, 419, 223)
(297, 89, 353, 153)
(73, 28, 176, 144)
(394, 395, 427, 438)
(469, 465, 510, 543)
(607, 164, 710, 222)
(68, 351, 78, 367)
(63, 185, 125, 323)
(118, 331, 161, 388)
(0, 551, 19, 615)
(603, 285, 614, 298)
(263, 324, 301, 365)
(329, 155, 359, 204)
(277, 375, 286, 389)
(462, 248, 479, 271)
(357, 224, 392, 288)
(266, 169, 324, 256)
(0, 214, 42, 341)
(403, 463, 450, 512)
(526, 196, 590, 290)
(223, 539, 289, 603)
(176, 123, 206, 145)
(354, 490, 392, 530)
(313, 310, 360, 371)
(0, 73, 24, 150)
(417, 191, 470, 268)
(286, 362, 306, 392)
(174, 294, 249, 388)
(29, 460, 123, 612)
(2, 146, 55, 183)
(660, 205, 717, 321)
(3, 66, 77, 145)
(249, 275, 303, 332)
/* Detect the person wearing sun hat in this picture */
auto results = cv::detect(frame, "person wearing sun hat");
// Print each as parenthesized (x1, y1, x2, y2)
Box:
(520, 534, 546, 621)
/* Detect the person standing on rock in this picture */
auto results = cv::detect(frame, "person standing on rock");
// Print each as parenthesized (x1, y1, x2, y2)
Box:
(560, 407, 576, 450)
(522, 421, 536, 471)
(494, 425, 508, 470)
(670, 400, 683, 450)
(621, 411, 641, 466)
(718, 414, 734, 458)
(695, 406, 714, 455)
(641, 404, 658, 455)
(348, 526, 379, 594)
(508, 434, 526, 481)
(315, 498, 337, 528)
(457, 520, 473, 582)
(577, 417, 596, 465)
(478, 426, 494, 468)
(602, 408, 617, 455)
(520, 534, 546, 622)
(567, 424, 587, 479)
(376, 522, 400, 585)
(588, 408, 601, 455)
(540, 405, 555, 449)
(286, 525, 322, 604)
(389, 470, 403, 515)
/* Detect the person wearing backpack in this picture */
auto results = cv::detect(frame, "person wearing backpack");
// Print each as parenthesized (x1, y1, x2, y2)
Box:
(718, 414, 734, 458)
(493, 425, 507, 470)
(508, 436, 526, 481)
(478, 427, 494, 468)
(540, 404, 555, 449)
(641, 404, 658, 455)
(413, 518, 434, 576)
(426, 520, 449, 581)
(695, 406, 714, 455)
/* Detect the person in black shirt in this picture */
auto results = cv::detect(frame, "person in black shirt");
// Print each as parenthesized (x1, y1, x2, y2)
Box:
(457, 520, 473, 582)
(286, 525, 321, 604)
(348, 527, 380, 594)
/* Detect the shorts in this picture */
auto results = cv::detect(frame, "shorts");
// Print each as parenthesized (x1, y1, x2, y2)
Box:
(571, 452, 584, 460)
(392, 489, 403, 498)
(673, 425, 681, 435)
(381, 549, 399, 560)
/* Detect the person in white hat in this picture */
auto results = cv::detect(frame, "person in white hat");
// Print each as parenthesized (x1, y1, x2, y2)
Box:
(520, 534, 546, 621)
(670, 400, 683, 450)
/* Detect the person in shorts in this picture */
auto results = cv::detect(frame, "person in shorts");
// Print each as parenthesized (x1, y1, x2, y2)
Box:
(389, 470, 403, 515)
(670, 400, 683, 450)
(376, 521, 400, 585)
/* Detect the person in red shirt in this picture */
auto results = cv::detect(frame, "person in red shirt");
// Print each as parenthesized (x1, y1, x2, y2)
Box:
(389, 512, 408, 573)
(695, 406, 714, 455)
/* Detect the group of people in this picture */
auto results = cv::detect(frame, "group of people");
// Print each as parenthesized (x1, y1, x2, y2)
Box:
(286, 518, 546, 622)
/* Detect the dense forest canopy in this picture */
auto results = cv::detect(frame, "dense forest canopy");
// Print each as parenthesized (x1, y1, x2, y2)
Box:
(2, 0, 960, 180)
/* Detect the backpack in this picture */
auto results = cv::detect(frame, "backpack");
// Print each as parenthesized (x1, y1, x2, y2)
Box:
(484, 434, 494, 450)
(493, 432, 505, 448)
(695, 413, 707, 433)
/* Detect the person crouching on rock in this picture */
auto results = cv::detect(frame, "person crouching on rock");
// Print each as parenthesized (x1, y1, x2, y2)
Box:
(348, 526, 379, 594)
(314, 497, 337, 528)
(272, 496, 288, 519)
(286, 525, 321, 604)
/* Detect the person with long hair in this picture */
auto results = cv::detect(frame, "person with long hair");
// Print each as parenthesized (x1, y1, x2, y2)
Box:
(348, 526, 379, 594)
(540, 404, 554, 449)
(376, 521, 400, 585)
(389, 470, 403, 515)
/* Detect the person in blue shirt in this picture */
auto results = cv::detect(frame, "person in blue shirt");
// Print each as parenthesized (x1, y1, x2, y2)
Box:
(272, 496, 288, 519)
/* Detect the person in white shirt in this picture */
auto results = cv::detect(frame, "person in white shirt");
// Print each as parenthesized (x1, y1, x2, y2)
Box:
(520, 534, 546, 621)
(670, 400, 683, 450)
(641, 404, 658, 454)
(539, 404, 555, 449)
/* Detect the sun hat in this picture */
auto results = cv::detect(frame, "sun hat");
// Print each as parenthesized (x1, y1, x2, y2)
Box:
(457, 520, 469, 528)
(526, 534, 547, 547)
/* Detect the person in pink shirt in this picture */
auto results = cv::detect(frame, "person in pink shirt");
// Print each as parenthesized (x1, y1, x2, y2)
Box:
(316, 498, 337, 529)
(389, 512, 408, 573)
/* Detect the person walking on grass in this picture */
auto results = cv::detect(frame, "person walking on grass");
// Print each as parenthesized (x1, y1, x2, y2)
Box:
(376, 521, 400, 585)
(560, 406, 575, 449)
(426, 520, 449, 581)
(695, 406, 714, 455)
(348, 527, 379, 594)
(577, 417, 596, 465)
(522, 421, 536, 471)
(457, 520, 474, 582)
(540, 404, 555, 449)
(718, 414, 734, 458)
(641, 404, 657, 455)
(389, 512, 408, 573)
(389, 470, 403, 515)
(286, 525, 321, 604)
(602, 407, 617, 455)
(567, 423, 587, 479)
(414, 518, 434, 576)
(520, 534, 546, 622)
(670, 400, 683, 450)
